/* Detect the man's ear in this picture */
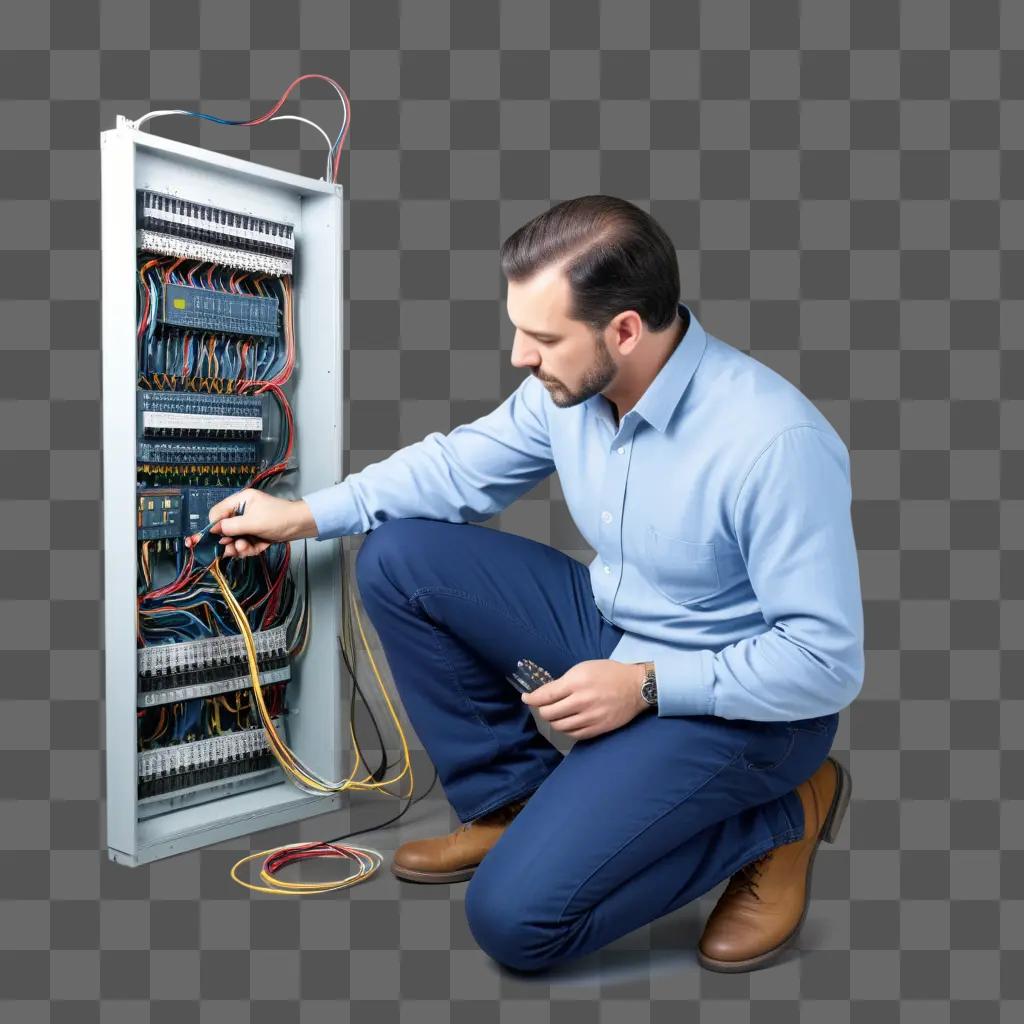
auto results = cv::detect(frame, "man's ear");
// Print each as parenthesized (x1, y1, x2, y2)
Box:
(612, 310, 643, 354)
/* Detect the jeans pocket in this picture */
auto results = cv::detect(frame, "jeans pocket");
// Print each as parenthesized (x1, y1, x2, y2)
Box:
(741, 723, 796, 772)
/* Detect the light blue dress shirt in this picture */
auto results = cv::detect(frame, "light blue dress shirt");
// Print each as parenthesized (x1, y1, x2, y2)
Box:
(302, 303, 864, 723)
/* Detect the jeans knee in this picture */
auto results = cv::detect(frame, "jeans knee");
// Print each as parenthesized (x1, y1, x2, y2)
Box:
(354, 519, 415, 595)
(464, 869, 557, 973)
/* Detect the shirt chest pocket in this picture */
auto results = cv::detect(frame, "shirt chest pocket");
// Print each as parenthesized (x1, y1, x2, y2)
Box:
(644, 526, 721, 605)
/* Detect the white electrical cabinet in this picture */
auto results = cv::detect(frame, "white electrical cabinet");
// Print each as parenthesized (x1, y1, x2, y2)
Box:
(100, 116, 347, 866)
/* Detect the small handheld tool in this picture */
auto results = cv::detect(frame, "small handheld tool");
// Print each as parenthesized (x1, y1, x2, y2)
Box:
(186, 499, 246, 549)
(506, 657, 554, 694)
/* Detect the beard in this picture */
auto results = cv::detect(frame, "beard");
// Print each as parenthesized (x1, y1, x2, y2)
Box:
(535, 332, 618, 408)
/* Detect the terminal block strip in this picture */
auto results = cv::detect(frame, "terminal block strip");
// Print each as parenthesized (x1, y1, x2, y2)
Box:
(137, 727, 280, 800)
(138, 390, 264, 442)
(138, 189, 294, 276)
(137, 440, 259, 466)
(138, 625, 289, 691)
(137, 664, 291, 709)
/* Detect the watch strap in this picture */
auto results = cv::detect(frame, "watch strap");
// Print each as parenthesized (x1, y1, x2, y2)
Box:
(639, 661, 658, 708)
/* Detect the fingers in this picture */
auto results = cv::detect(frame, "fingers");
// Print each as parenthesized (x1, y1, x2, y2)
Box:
(538, 697, 581, 723)
(214, 509, 258, 539)
(184, 488, 246, 548)
(521, 680, 569, 706)
(551, 713, 593, 735)
(183, 527, 268, 557)
(181, 488, 272, 558)
(218, 535, 269, 559)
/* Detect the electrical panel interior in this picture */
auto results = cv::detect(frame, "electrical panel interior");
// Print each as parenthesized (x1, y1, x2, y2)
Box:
(101, 117, 346, 866)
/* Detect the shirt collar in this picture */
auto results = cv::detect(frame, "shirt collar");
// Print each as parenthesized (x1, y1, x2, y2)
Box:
(591, 302, 708, 435)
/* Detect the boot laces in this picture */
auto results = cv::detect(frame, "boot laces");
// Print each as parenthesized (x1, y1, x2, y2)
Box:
(731, 852, 770, 899)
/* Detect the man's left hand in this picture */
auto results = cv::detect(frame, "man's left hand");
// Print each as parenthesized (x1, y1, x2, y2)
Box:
(520, 659, 650, 741)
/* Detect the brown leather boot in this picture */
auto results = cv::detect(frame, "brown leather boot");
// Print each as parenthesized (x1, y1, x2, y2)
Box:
(391, 794, 532, 883)
(697, 754, 852, 972)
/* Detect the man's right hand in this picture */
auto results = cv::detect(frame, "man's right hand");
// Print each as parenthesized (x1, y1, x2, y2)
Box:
(185, 488, 319, 558)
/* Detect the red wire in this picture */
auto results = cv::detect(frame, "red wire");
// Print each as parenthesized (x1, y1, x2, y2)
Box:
(264, 842, 364, 875)
(232, 74, 350, 184)
(259, 545, 290, 628)
(136, 257, 164, 342)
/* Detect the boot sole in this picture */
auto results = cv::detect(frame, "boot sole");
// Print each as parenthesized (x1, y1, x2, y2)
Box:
(391, 861, 478, 884)
(697, 755, 852, 973)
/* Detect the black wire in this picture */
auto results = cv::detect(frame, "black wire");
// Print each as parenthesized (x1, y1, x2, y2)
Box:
(340, 633, 387, 781)
(321, 537, 387, 781)
(323, 536, 438, 845)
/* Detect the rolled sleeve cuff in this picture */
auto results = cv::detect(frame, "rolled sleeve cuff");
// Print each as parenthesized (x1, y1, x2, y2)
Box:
(300, 481, 361, 541)
(609, 632, 716, 718)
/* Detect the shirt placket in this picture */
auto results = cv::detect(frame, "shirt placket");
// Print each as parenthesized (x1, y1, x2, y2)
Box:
(598, 416, 636, 619)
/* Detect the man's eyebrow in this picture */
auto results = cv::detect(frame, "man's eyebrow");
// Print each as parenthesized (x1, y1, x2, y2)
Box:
(510, 321, 560, 340)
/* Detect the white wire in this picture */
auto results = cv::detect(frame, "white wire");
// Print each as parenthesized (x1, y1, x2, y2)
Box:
(266, 114, 333, 180)
(133, 109, 192, 128)
(131, 109, 340, 181)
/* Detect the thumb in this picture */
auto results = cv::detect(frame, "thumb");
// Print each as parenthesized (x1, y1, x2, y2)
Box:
(208, 492, 247, 532)
(521, 681, 551, 705)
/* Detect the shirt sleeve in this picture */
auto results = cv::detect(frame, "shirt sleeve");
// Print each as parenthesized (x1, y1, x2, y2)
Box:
(610, 424, 865, 721)
(300, 373, 556, 540)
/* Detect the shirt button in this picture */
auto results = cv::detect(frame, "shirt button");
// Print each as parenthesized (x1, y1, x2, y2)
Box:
(601, 510, 612, 524)
(617, 446, 625, 455)
(603, 564, 611, 574)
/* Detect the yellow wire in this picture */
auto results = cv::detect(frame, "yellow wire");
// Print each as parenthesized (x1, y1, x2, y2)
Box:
(212, 554, 412, 794)
(207, 551, 415, 894)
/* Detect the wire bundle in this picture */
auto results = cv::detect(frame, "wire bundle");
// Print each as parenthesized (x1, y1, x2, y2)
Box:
(208, 547, 418, 895)
(132, 74, 351, 185)
(136, 256, 296, 388)
(210, 553, 410, 799)
(137, 535, 300, 647)
(137, 681, 288, 751)
(135, 252, 297, 491)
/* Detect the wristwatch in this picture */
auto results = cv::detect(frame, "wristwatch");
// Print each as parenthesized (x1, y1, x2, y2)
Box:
(638, 661, 658, 711)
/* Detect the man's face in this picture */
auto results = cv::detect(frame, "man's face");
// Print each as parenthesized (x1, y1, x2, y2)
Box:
(506, 263, 619, 408)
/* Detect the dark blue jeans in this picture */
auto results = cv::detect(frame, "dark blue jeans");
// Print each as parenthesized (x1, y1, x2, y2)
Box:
(355, 517, 839, 972)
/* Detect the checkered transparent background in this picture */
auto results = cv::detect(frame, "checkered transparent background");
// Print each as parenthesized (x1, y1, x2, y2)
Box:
(1, 0, 1022, 1020)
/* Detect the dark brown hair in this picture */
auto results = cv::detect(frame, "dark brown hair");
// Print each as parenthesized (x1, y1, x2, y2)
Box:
(499, 195, 680, 332)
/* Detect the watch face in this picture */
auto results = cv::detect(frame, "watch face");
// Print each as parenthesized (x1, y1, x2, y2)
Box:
(642, 680, 657, 705)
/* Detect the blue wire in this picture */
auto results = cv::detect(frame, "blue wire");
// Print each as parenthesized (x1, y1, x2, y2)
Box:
(176, 110, 341, 181)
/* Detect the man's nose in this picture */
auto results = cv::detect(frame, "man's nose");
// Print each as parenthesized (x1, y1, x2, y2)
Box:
(510, 332, 539, 368)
